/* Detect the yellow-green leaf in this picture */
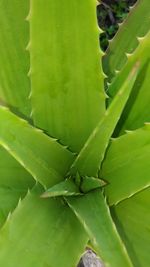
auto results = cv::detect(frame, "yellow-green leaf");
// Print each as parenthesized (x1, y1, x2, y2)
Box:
(112, 188, 150, 267)
(103, 0, 150, 82)
(0, 106, 74, 188)
(70, 64, 138, 177)
(29, 0, 105, 152)
(101, 124, 150, 205)
(0, 147, 34, 228)
(0, 0, 31, 117)
(67, 190, 133, 267)
(0, 184, 88, 267)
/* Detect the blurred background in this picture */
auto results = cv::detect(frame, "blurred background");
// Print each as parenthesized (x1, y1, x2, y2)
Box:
(97, 0, 137, 51)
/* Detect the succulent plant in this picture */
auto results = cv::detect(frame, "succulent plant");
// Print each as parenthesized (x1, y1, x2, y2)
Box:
(0, 1, 149, 267)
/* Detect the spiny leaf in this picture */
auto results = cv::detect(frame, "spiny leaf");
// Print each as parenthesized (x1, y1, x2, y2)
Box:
(0, 184, 88, 267)
(0, 0, 31, 118)
(107, 32, 150, 135)
(107, 32, 150, 101)
(42, 176, 105, 198)
(66, 190, 133, 267)
(0, 0, 35, 228)
(119, 62, 150, 135)
(41, 179, 81, 198)
(103, 0, 150, 82)
(29, 0, 105, 152)
(112, 187, 150, 267)
(101, 124, 150, 205)
(80, 176, 106, 193)
(70, 64, 139, 177)
(0, 147, 34, 228)
(0, 106, 74, 188)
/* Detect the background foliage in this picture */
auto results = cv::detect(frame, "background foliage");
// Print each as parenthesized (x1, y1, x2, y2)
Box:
(97, 0, 137, 51)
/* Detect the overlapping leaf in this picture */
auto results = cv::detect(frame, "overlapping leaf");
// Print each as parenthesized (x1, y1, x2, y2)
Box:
(67, 190, 133, 267)
(42, 175, 105, 198)
(0, 106, 88, 267)
(0, 1, 149, 267)
(112, 187, 150, 267)
(70, 64, 138, 177)
(0, 184, 88, 267)
(0, 0, 31, 118)
(101, 124, 150, 205)
(103, 0, 150, 82)
(0, 106, 74, 188)
(0, 0, 35, 231)
(107, 32, 150, 135)
(62, 66, 139, 266)
(0, 147, 34, 228)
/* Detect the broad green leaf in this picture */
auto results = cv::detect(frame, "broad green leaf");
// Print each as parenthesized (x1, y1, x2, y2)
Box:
(0, 0, 31, 117)
(0, 147, 34, 228)
(29, 0, 105, 152)
(107, 32, 150, 135)
(101, 124, 150, 205)
(103, 0, 150, 82)
(0, 184, 88, 267)
(112, 187, 150, 267)
(70, 64, 138, 177)
(66, 190, 133, 267)
(0, 106, 74, 188)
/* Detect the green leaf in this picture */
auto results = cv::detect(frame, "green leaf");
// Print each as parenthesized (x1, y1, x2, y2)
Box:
(0, 1, 35, 227)
(112, 187, 150, 267)
(103, 0, 150, 82)
(119, 62, 150, 134)
(42, 176, 105, 198)
(70, 64, 139, 177)
(0, 106, 74, 188)
(0, 184, 88, 267)
(107, 32, 150, 135)
(29, 0, 105, 152)
(0, 147, 34, 228)
(107, 32, 150, 100)
(41, 178, 81, 198)
(101, 124, 150, 205)
(80, 176, 106, 193)
(0, 0, 31, 117)
(66, 190, 133, 267)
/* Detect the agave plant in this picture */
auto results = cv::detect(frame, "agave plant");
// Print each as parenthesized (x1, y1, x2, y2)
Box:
(0, 1, 149, 267)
